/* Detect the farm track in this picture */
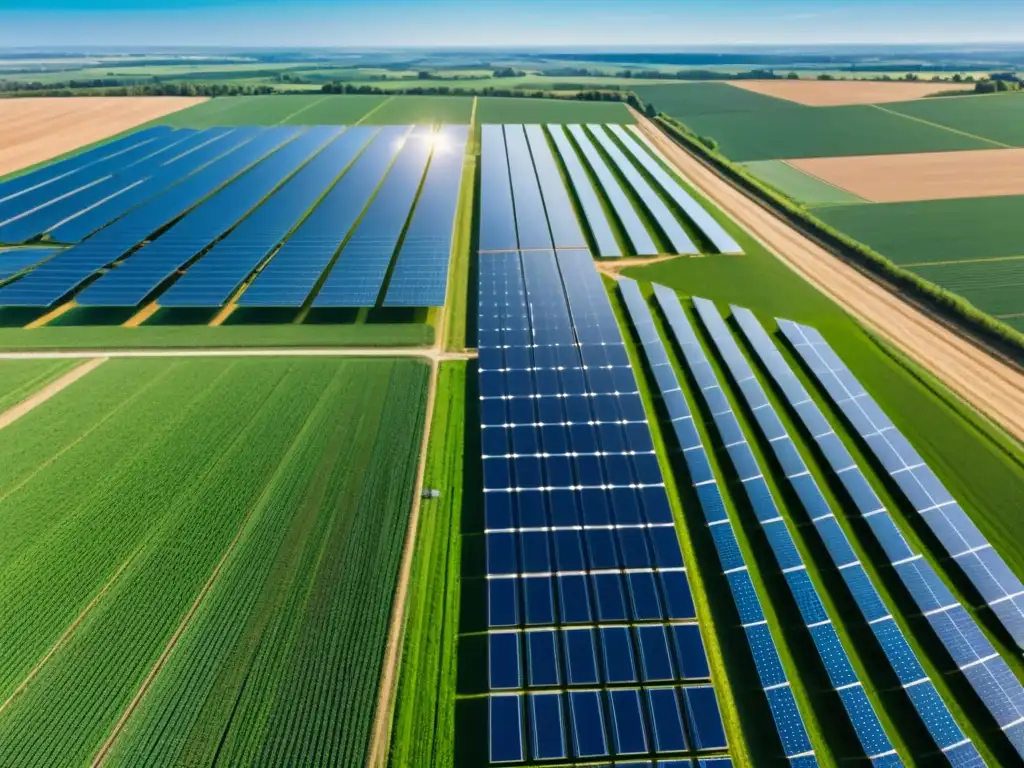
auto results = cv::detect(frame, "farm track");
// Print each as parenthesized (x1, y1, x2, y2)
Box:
(0, 357, 106, 430)
(632, 110, 1024, 442)
(0, 347, 477, 361)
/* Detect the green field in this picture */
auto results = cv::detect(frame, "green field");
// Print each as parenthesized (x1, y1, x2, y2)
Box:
(362, 94, 474, 124)
(682, 104, 992, 161)
(475, 95, 633, 123)
(910, 257, 1024, 318)
(634, 82, 804, 116)
(0, 357, 428, 766)
(0, 358, 78, 411)
(885, 92, 1024, 146)
(157, 94, 389, 126)
(815, 194, 1024, 265)
(741, 159, 868, 206)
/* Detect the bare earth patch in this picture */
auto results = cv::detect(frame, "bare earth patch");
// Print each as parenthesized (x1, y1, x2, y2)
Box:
(0, 97, 206, 178)
(631, 110, 1024, 442)
(789, 148, 1024, 203)
(0, 357, 106, 430)
(730, 80, 973, 106)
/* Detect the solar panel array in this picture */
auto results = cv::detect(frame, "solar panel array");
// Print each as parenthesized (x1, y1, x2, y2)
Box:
(384, 125, 470, 307)
(631, 282, 817, 767)
(733, 307, 999, 766)
(478, 125, 519, 253)
(524, 125, 588, 251)
(0, 248, 62, 282)
(777, 319, 1024, 759)
(698, 298, 990, 766)
(479, 249, 728, 764)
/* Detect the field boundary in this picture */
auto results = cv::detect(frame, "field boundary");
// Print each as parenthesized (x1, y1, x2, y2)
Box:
(903, 253, 1024, 269)
(0, 357, 106, 430)
(868, 103, 1012, 148)
(779, 159, 868, 202)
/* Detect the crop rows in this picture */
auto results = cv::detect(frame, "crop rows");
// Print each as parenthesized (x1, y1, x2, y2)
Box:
(0, 358, 428, 767)
(0, 359, 79, 412)
(911, 257, 1024, 317)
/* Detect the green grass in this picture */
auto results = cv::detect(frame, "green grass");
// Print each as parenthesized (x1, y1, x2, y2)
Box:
(276, 93, 390, 124)
(388, 361, 466, 768)
(910, 257, 1024, 318)
(885, 92, 1024, 146)
(741, 159, 868, 206)
(0, 322, 433, 350)
(0, 357, 429, 766)
(680, 105, 991, 161)
(634, 82, 804, 117)
(0, 358, 78, 411)
(1006, 316, 1024, 332)
(155, 95, 388, 127)
(815, 195, 1024, 266)
(474, 96, 633, 124)
(362, 95, 473, 125)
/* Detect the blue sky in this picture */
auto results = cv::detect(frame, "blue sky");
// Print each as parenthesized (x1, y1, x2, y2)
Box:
(2, 0, 1024, 47)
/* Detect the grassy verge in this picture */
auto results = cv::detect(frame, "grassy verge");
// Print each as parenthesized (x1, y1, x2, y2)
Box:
(443, 114, 479, 352)
(388, 362, 467, 767)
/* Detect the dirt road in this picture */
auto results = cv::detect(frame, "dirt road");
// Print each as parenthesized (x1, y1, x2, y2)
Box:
(631, 111, 1024, 442)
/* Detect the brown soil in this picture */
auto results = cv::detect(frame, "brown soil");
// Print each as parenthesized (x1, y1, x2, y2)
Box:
(730, 80, 973, 106)
(789, 148, 1024, 202)
(631, 110, 1024, 441)
(0, 357, 106, 430)
(596, 254, 682, 280)
(0, 97, 206, 178)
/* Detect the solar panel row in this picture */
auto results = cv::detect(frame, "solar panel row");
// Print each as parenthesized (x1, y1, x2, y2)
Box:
(46, 128, 238, 244)
(489, 686, 727, 764)
(622, 279, 816, 766)
(588, 126, 696, 255)
(777, 318, 1024, 760)
(384, 125, 470, 307)
(567, 125, 658, 256)
(547, 124, 621, 258)
(314, 126, 434, 307)
(76, 126, 340, 307)
(696, 300, 984, 764)
(159, 126, 363, 307)
(685, 296, 897, 764)
(0, 129, 216, 245)
(478, 249, 727, 765)
(0, 126, 279, 307)
(0, 125, 172, 206)
(0, 248, 62, 282)
(504, 125, 554, 251)
(237, 125, 405, 307)
(732, 307, 988, 767)
(782, 320, 1024, 652)
(616, 126, 742, 255)
(478, 125, 518, 253)
(524, 124, 588, 250)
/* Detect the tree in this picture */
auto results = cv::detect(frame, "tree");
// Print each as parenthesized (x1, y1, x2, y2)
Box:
(417, 71, 433, 80)
(786, 72, 800, 80)
(644, 102, 657, 118)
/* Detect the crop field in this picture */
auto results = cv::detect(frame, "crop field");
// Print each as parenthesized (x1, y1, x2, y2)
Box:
(884, 92, 1024, 147)
(634, 82, 804, 117)
(155, 94, 389, 126)
(909, 257, 1024, 319)
(0, 358, 78, 411)
(740, 159, 867, 206)
(0, 97, 205, 177)
(475, 95, 633, 123)
(362, 95, 475, 124)
(0, 356, 428, 766)
(729, 79, 974, 105)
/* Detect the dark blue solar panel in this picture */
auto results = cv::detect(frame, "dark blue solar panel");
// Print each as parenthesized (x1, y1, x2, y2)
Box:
(0, 126, 171, 207)
(600, 626, 638, 684)
(526, 629, 561, 687)
(566, 125, 656, 256)
(489, 694, 524, 764)
(564, 628, 600, 685)
(660, 570, 697, 621)
(568, 690, 609, 758)
(589, 124, 696, 255)
(670, 624, 709, 680)
(479, 125, 518, 252)
(636, 624, 676, 682)
(610, 124, 742, 255)
(503, 125, 552, 250)
(0, 248, 61, 281)
(0, 129, 198, 243)
(608, 688, 650, 755)
(647, 687, 689, 753)
(593, 572, 629, 622)
(682, 686, 728, 751)
(557, 574, 593, 624)
(627, 570, 665, 621)
(523, 575, 555, 626)
(764, 686, 814, 757)
(523, 124, 586, 249)
(77, 127, 339, 307)
(745, 623, 786, 688)
(489, 631, 522, 690)
(238, 125, 407, 307)
(547, 125, 620, 258)
(529, 692, 567, 760)
(384, 125, 469, 306)
(489, 578, 519, 628)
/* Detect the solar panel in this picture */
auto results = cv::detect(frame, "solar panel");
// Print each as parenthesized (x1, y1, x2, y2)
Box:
(588, 125, 697, 255)
(620, 277, 812, 762)
(76, 127, 340, 307)
(615, 125, 742, 255)
(384, 125, 469, 307)
(45, 128, 237, 243)
(238, 125, 407, 307)
(314, 126, 434, 307)
(732, 305, 1003, 762)
(523, 124, 587, 249)
(0, 126, 172, 206)
(503, 125, 552, 250)
(0, 126, 281, 308)
(566, 125, 657, 256)
(547, 124, 621, 258)
(478, 124, 518, 252)
(688, 295, 897, 761)
(489, 694, 524, 764)
(0, 248, 62, 281)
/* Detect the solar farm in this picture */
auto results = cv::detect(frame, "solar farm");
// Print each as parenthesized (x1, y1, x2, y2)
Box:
(1, 93, 1023, 768)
